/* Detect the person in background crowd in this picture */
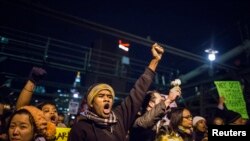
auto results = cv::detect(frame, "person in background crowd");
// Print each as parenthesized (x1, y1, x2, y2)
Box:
(67, 114, 81, 128)
(210, 96, 226, 125)
(193, 116, 208, 141)
(155, 107, 194, 141)
(155, 79, 181, 131)
(36, 102, 59, 127)
(216, 96, 245, 125)
(57, 113, 67, 128)
(16, 67, 47, 110)
(78, 95, 88, 114)
(224, 109, 244, 125)
(15, 67, 61, 127)
(7, 105, 56, 141)
(212, 117, 224, 125)
(130, 83, 181, 141)
(0, 103, 9, 141)
(68, 43, 164, 141)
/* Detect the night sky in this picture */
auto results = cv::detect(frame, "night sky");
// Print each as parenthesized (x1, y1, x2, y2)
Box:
(1, 0, 250, 115)
(1, 0, 250, 82)
(36, 0, 250, 51)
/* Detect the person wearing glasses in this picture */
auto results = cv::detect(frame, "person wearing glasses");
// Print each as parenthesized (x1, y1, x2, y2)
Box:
(155, 107, 194, 141)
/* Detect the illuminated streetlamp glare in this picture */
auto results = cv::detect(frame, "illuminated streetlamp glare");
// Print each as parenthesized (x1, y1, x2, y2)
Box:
(208, 53, 216, 61)
(205, 49, 218, 61)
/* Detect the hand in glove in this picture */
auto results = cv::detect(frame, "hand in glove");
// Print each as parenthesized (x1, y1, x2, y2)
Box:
(28, 67, 47, 84)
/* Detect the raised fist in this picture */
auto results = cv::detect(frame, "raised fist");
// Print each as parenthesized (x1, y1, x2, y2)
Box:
(28, 67, 47, 84)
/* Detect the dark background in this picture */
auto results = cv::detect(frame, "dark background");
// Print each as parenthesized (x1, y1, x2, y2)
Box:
(0, 0, 250, 118)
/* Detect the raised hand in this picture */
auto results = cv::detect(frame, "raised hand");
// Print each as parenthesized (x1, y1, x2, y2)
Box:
(151, 43, 164, 60)
(168, 86, 181, 102)
(29, 67, 47, 84)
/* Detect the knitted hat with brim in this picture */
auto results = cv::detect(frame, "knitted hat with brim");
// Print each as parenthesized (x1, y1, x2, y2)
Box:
(19, 106, 56, 140)
(87, 83, 115, 106)
(192, 116, 206, 126)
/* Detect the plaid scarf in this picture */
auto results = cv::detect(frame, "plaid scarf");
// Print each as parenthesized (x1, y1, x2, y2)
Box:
(81, 110, 117, 127)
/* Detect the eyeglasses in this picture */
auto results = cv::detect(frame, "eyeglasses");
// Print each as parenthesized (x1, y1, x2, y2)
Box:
(183, 115, 193, 120)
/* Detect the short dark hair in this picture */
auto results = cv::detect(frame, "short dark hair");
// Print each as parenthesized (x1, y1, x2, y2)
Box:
(7, 109, 36, 136)
(36, 101, 57, 110)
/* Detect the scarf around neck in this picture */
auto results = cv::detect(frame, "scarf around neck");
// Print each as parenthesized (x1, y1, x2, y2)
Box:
(178, 125, 193, 135)
(80, 110, 117, 127)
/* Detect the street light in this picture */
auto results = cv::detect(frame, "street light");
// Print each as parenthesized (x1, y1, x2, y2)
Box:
(205, 49, 218, 61)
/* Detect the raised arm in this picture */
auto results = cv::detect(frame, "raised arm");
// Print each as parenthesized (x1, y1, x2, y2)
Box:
(114, 43, 164, 131)
(134, 85, 181, 129)
(16, 67, 47, 109)
(217, 96, 225, 110)
(148, 43, 164, 72)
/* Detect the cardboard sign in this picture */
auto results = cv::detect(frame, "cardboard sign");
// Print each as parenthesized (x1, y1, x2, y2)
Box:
(55, 127, 71, 141)
(214, 81, 248, 119)
(68, 101, 79, 115)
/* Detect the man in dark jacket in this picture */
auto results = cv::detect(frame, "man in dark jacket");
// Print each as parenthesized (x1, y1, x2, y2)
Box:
(68, 43, 164, 141)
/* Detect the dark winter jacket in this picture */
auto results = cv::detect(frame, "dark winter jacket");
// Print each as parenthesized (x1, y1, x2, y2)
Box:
(68, 68, 155, 141)
(130, 101, 167, 141)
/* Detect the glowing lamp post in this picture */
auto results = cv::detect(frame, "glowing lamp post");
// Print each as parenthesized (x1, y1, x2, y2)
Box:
(205, 49, 218, 76)
(205, 49, 218, 61)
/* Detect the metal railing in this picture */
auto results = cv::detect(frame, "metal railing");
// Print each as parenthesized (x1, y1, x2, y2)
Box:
(0, 26, 175, 95)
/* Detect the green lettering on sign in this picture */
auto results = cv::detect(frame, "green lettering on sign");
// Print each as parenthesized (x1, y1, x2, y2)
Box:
(214, 81, 248, 119)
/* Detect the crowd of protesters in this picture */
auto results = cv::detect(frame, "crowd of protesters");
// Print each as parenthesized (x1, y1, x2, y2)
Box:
(0, 43, 249, 141)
